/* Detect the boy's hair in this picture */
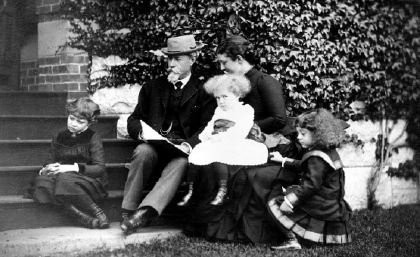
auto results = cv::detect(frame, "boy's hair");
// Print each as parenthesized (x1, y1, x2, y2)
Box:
(295, 108, 346, 150)
(66, 97, 100, 123)
(204, 74, 251, 98)
(216, 35, 257, 65)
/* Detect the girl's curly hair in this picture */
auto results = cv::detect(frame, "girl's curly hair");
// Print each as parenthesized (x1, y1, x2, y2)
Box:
(295, 108, 346, 150)
(66, 97, 100, 123)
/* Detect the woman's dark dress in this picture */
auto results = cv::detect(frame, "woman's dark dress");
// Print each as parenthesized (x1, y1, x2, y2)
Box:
(184, 141, 302, 244)
(31, 129, 107, 205)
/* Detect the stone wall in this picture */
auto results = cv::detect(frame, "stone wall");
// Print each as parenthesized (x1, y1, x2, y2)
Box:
(339, 120, 417, 209)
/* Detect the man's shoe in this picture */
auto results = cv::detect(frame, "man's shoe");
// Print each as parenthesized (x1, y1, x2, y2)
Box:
(120, 209, 134, 225)
(120, 208, 155, 235)
(271, 239, 302, 250)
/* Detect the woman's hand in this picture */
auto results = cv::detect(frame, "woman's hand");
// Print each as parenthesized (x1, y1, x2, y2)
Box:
(39, 163, 60, 175)
(52, 164, 79, 174)
(269, 151, 285, 163)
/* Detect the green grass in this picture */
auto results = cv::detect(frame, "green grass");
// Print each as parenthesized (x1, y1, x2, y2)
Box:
(81, 204, 419, 257)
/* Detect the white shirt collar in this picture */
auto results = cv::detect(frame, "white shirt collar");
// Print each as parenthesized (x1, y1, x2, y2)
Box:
(173, 73, 191, 90)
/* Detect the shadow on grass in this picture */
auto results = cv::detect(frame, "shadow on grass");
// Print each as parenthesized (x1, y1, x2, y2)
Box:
(76, 204, 419, 257)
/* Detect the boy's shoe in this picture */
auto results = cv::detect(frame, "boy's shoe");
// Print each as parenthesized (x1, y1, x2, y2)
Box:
(271, 239, 302, 250)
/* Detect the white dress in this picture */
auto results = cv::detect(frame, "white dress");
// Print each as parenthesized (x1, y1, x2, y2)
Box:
(188, 103, 268, 166)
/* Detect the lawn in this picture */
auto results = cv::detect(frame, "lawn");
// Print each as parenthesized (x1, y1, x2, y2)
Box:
(78, 204, 418, 257)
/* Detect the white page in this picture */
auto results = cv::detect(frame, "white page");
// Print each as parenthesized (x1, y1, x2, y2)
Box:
(140, 120, 167, 140)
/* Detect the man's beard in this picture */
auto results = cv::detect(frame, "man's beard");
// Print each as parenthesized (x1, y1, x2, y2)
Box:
(167, 69, 180, 84)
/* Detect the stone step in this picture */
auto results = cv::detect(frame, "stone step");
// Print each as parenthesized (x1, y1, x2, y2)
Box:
(0, 163, 129, 195)
(0, 115, 119, 139)
(0, 139, 139, 166)
(0, 190, 187, 231)
(0, 91, 72, 115)
(0, 224, 182, 257)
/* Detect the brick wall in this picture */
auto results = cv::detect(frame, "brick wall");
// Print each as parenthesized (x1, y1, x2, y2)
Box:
(36, 0, 62, 22)
(20, 0, 90, 92)
(20, 60, 39, 90)
(21, 54, 89, 92)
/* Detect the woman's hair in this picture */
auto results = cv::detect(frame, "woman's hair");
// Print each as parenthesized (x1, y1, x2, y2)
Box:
(66, 97, 100, 123)
(204, 74, 251, 98)
(295, 108, 346, 150)
(216, 35, 256, 65)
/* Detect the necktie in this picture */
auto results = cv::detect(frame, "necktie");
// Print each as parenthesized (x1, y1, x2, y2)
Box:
(174, 81, 183, 90)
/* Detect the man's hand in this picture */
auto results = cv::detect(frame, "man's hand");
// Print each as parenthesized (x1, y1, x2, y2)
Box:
(174, 143, 191, 154)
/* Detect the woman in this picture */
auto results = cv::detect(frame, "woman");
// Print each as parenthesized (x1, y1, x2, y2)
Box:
(216, 35, 289, 135)
(183, 35, 300, 245)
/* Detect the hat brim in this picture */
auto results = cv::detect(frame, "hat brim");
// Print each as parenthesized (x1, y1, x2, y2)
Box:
(161, 43, 206, 55)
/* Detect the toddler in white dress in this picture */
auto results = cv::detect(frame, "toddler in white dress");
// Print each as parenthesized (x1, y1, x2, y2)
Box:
(178, 74, 268, 206)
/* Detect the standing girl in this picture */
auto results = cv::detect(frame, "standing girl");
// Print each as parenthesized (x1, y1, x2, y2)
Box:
(268, 108, 352, 250)
(178, 74, 268, 206)
(32, 97, 109, 229)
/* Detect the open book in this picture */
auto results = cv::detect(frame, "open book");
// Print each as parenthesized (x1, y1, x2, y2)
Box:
(139, 120, 189, 156)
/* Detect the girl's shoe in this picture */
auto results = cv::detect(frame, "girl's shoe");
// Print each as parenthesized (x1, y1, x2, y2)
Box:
(177, 190, 193, 206)
(89, 203, 110, 229)
(66, 204, 99, 229)
(177, 182, 194, 206)
(271, 239, 302, 250)
(210, 186, 227, 205)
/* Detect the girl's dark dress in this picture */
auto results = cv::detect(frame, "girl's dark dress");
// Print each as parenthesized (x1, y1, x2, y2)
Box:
(184, 140, 302, 244)
(32, 129, 107, 205)
(268, 149, 352, 244)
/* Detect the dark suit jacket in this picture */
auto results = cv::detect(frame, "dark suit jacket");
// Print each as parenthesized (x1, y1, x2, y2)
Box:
(127, 75, 216, 147)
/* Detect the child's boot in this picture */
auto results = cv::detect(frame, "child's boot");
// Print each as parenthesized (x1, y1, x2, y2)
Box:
(177, 182, 194, 206)
(271, 231, 302, 250)
(89, 202, 110, 229)
(210, 180, 227, 205)
(65, 204, 99, 229)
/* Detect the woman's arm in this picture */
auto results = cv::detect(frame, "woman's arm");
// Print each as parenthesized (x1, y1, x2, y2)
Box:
(255, 75, 287, 133)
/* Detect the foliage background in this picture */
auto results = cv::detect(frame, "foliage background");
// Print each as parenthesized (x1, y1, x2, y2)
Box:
(61, 0, 419, 121)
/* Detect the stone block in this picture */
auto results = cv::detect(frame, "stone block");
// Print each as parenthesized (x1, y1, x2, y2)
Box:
(45, 75, 60, 83)
(53, 83, 79, 92)
(39, 57, 60, 66)
(344, 167, 372, 210)
(338, 143, 376, 167)
(39, 66, 53, 74)
(29, 84, 53, 91)
(61, 55, 89, 64)
(59, 74, 87, 83)
(52, 64, 79, 74)
(91, 84, 141, 115)
(80, 65, 88, 74)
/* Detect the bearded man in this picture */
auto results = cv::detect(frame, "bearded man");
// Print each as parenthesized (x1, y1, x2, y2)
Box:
(120, 35, 216, 234)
